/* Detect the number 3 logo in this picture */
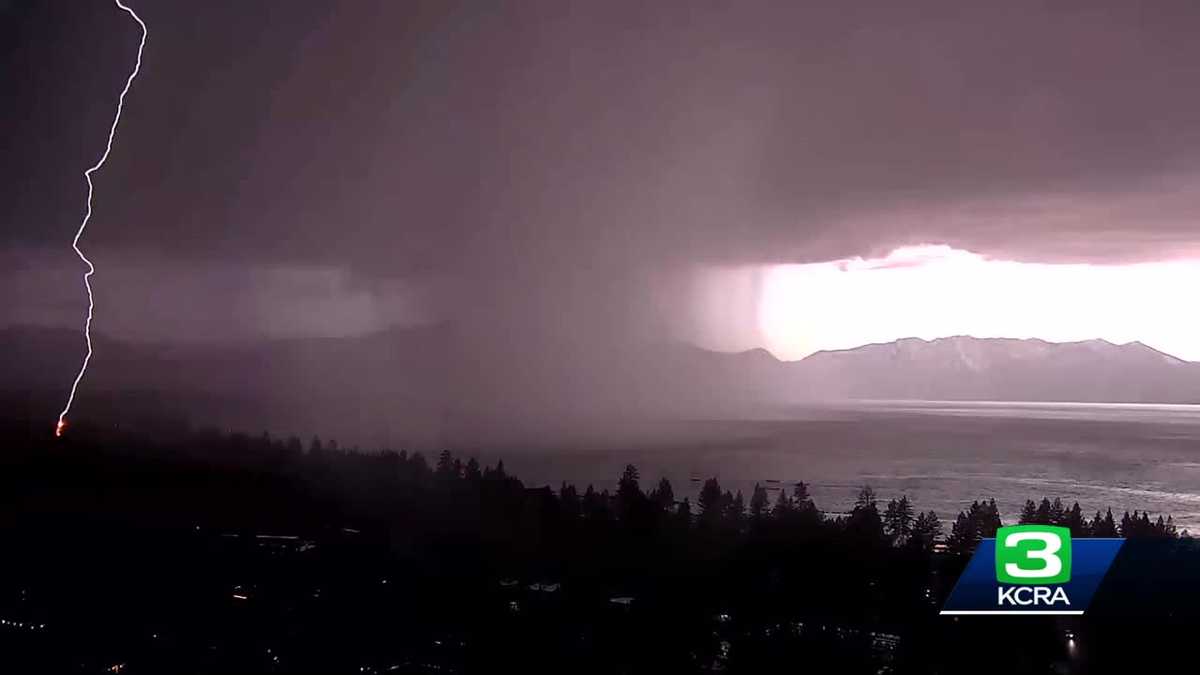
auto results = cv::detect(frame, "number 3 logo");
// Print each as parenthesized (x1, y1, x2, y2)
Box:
(1004, 531, 1062, 578)
(995, 525, 1072, 585)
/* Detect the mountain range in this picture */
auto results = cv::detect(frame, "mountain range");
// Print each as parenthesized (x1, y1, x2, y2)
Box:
(4, 326, 1199, 446)
(789, 335, 1200, 403)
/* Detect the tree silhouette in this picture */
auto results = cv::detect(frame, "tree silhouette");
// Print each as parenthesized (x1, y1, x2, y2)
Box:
(649, 477, 674, 513)
(749, 483, 770, 522)
(618, 464, 641, 498)
(791, 481, 820, 526)
(1100, 507, 1118, 536)
(1064, 502, 1086, 535)
(560, 483, 581, 520)
(792, 481, 812, 506)
(675, 497, 692, 529)
(698, 478, 724, 528)
(883, 495, 914, 545)
(947, 500, 1003, 554)
(1049, 497, 1066, 525)
(1082, 507, 1119, 537)
(485, 459, 507, 480)
(947, 511, 975, 554)
(617, 464, 643, 520)
(1019, 499, 1038, 524)
(728, 490, 746, 530)
(1163, 515, 1178, 537)
(980, 499, 1002, 537)
(910, 510, 942, 553)
(1035, 497, 1053, 524)
(772, 488, 793, 519)
(436, 449, 456, 481)
(465, 457, 482, 482)
(676, 494, 696, 526)
(846, 486, 883, 542)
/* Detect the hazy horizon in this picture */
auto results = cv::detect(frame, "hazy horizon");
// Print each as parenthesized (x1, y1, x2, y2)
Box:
(6, 319, 1196, 365)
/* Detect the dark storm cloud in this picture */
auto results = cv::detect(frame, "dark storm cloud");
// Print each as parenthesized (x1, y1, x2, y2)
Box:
(6, 0, 1200, 343)
(0, 246, 432, 343)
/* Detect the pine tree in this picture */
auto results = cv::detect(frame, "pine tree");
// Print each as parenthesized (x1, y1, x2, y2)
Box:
(560, 483, 581, 520)
(435, 450, 456, 480)
(1065, 502, 1086, 536)
(1095, 508, 1118, 537)
(485, 459, 507, 481)
(617, 464, 643, 519)
(910, 510, 942, 553)
(618, 464, 641, 498)
(792, 481, 818, 520)
(793, 481, 811, 504)
(729, 490, 746, 529)
(676, 498, 692, 528)
(1049, 498, 1066, 525)
(947, 510, 977, 554)
(1035, 498, 1053, 524)
(464, 458, 482, 482)
(648, 477, 675, 512)
(698, 478, 724, 526)
(899, 496, 915, 537)
(847, 486, 883, 542)
(884, 496, 915, 545)
(749, 484, 770, 521)
(854, 485, 878, 511)
(884, 499, 900, 540)
(1019, 500, 1038, 524)
(1155, 515, 1168, 537)
(773, 489, 793, 519)
(980, 499, 1002, 537)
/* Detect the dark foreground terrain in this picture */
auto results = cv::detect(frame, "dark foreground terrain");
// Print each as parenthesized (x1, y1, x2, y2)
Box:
(2, 416, 1200, 674)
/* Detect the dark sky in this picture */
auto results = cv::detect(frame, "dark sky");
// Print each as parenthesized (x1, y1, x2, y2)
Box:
(5, 0, 1200, 346)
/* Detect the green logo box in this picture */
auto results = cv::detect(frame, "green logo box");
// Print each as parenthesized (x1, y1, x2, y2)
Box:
(995, 525, 1072, 585)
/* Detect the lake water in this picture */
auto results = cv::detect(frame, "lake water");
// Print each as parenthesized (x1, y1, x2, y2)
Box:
(493, 401, 1200, 532)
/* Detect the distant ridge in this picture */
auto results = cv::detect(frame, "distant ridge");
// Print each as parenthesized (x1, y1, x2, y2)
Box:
(803, 335, 1187, 364)
(788, 335, 1200, 403)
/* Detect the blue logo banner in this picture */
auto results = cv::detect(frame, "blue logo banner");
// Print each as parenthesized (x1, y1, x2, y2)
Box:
(942, 537, 1124, 615)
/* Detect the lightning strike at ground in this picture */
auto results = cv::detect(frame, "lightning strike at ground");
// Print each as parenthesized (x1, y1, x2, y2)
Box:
(55, 0, 147, 438)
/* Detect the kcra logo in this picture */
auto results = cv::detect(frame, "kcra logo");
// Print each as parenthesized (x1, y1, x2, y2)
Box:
(941, 524, 1123, 616)
(994, 525, 1072, 607)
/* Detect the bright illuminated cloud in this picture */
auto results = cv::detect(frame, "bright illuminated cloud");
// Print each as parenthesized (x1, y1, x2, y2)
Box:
(759, 245, 1199, 361)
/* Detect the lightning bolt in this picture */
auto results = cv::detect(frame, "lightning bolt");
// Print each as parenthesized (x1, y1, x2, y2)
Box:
(56, 0, 148, 438)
